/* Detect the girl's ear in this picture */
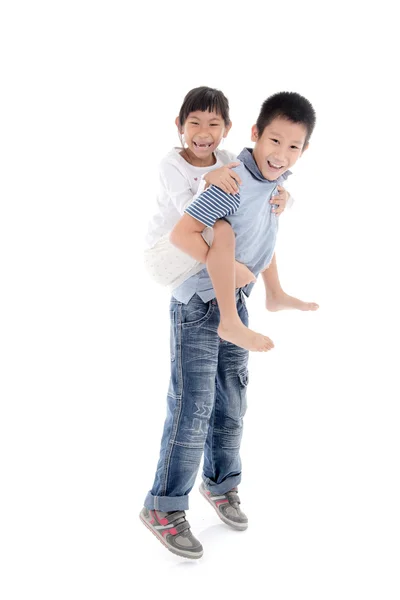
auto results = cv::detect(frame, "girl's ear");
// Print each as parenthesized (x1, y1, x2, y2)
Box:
(175, 116, 183, 133)
(223, 121, 233, 138)
(251, 125, 258, 142)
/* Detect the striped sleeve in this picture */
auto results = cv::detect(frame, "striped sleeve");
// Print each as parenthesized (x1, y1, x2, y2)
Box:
(184, 185, 240, 227)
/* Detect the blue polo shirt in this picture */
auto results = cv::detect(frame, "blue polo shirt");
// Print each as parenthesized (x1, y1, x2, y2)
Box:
(172, 148, 291, 304)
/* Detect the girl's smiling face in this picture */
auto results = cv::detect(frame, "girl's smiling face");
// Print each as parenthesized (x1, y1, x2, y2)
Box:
(176, 110, 231, 166)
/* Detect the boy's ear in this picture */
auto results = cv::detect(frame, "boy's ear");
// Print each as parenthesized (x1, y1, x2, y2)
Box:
(301, 142, 309, 155)
(223, 121, 233, 137)
(175, 116, 183, 133)
(251, 125, 258, 142)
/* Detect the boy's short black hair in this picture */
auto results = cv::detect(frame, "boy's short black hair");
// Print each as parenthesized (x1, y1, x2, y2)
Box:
(178, 86, 230, 127)
(256, 92, 316, 146)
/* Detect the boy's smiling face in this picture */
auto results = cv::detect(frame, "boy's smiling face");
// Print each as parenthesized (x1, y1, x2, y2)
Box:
(251, 117, 309, 180)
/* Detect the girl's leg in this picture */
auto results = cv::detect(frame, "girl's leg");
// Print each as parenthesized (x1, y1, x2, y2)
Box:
(206, 220, 273, 352)
(262, 253, 319, 312)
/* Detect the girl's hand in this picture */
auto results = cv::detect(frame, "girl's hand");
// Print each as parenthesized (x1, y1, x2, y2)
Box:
(204, 162, 242, 194)
(270, 186, 290, 216)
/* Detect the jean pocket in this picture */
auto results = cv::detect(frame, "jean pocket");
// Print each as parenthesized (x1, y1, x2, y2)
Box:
(182, 298, 215, 328)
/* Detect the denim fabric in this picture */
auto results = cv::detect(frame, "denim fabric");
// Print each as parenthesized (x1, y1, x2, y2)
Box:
(144, 291, 249, 512)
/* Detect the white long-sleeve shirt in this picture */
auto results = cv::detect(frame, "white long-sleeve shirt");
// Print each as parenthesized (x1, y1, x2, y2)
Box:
(145, 147, 237, 249)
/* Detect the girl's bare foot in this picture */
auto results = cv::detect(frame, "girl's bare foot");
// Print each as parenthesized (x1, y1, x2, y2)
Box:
(217, 320, 274, 352)
(266, 291, 319, 312)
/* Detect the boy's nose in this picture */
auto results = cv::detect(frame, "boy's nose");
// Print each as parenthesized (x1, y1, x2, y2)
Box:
(273, 152, 286, 163)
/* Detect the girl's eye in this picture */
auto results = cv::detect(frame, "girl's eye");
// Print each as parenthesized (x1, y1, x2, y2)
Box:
(291, 146, 300, 150)
(271, 139, 279, 143)
(189, 122, 199, 125)
(210, 124, 219, 127)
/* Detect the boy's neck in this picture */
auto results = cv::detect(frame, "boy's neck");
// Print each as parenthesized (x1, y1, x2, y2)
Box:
(246, 148, 266, 179)
(247, 148, 262, 171)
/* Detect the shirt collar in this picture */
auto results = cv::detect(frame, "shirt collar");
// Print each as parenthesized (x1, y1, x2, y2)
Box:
(237, 147, 292, 183)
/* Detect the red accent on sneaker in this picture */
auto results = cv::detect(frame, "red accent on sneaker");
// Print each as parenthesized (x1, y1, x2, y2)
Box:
(216, 499, 229, 507)
(162, 527, 178, 537)
(155, 511, 169, 526)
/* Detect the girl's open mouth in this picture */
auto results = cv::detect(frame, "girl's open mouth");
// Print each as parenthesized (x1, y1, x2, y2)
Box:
(193, 141, 213, 148)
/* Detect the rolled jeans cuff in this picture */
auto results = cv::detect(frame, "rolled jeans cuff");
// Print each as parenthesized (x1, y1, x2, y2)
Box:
(202, 474, 242, 496)
(144, 491, 189, 512)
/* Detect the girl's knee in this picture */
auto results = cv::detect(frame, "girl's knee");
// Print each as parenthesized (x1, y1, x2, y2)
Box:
(213, 219, 234, 244)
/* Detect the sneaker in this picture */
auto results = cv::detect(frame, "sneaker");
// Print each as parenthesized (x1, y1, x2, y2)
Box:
(199, 482, 248, 530)
(139, 507, 203, 559)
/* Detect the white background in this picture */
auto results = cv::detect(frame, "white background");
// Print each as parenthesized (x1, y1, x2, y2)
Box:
(1, 1, 399, 599)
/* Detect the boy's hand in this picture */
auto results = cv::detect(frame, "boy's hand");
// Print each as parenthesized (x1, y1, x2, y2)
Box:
(235, 261, 256, 288)
(204, 162, 242, 194)
(270, 186, 290, 215)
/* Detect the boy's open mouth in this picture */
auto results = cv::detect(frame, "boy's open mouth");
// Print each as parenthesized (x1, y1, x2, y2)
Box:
(267, 160, 283, 170)
(193, 141, 213, 148)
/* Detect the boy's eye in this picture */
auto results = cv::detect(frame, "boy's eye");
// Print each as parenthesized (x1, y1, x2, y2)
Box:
(189, 122, 199, 125)
(271, 139, 279, 144)
(291, 145, 300, 150)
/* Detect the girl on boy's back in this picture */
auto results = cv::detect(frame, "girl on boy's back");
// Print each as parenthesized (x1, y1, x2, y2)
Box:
(141, 87, 318, 559)
(144, 87, 317, 351)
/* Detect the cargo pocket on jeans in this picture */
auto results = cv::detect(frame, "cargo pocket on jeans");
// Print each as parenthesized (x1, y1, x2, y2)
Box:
(238, 369, 249, 417)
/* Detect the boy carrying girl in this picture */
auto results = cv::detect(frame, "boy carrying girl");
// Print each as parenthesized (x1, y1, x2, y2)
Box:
(140, 91, 317, 559)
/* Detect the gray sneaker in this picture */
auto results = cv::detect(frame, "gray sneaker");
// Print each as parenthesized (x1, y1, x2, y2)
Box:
(199, 482, 248, 530)
(139, 507, 203, 559)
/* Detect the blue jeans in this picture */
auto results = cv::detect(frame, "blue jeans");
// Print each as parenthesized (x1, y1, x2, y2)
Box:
(144, 291, 249, 512)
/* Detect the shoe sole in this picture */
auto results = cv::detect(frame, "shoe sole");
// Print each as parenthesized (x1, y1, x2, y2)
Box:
(139, 511, 203, 560)
(199, 485, 248, 531)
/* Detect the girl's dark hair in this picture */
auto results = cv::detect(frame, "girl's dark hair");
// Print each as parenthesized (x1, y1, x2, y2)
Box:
(256, 92, 316, 146)
(178, 86, 230, 127)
